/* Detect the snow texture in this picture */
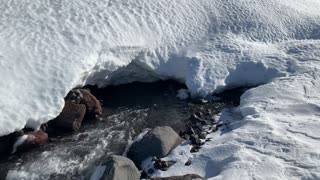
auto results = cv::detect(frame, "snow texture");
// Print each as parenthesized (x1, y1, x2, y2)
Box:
(1, 0, 320, 179)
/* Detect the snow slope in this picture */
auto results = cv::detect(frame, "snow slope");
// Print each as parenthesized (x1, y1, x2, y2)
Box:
(148, 73, 320, 179)
(0, 1, 320, 178)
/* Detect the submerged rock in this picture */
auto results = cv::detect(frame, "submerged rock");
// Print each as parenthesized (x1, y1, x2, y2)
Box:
(90, 155, 140, 180)
(151, 174, 204, 180)
(127, 126, 183, 167)
(12, 130, 48, 153)
(52, 101, 86, 132)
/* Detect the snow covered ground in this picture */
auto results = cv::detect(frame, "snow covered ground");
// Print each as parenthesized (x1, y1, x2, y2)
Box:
(1, 0, 320, 179)
(147, 74, 320, 179)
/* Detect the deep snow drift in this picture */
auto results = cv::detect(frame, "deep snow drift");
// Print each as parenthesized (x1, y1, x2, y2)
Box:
(1, 0, 320, 179)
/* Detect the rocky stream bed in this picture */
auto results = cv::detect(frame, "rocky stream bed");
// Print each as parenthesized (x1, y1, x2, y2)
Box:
(0, 81, 244, 180)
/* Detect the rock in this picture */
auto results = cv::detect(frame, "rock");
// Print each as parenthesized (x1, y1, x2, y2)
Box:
(185, 159, 192, 166)
(79, 89, 102, 117)
(52, 102, 86, 132)
(154, 159, 176, 171)
(190, 146, 200, 153)
(13, 130, 48, 153)
(198, 132, 206, 140)
(151, 174, 204, 180)
(91, 155, 140, 180)
(190, 135, 201, 145)
(127, 126, 183, 167)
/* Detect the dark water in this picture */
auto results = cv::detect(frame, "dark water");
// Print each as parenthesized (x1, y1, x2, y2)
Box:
(0, 81, 243, 180)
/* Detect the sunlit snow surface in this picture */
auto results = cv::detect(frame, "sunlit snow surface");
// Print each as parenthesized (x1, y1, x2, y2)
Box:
(1, 0, 320, 179)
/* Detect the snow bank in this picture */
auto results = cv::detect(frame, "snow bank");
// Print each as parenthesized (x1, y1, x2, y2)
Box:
(150, 74, 320, 179)
(0, 0, 320, 145)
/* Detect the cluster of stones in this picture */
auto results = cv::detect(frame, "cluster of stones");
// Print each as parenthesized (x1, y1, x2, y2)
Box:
(0, 89, 102, 155)
(180, 111, 219, 153)
(91, 126, 205, 180)
(0, 88, 219, 180)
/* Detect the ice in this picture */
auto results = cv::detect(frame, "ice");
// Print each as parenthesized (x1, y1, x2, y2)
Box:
(1, 0, 320, 179)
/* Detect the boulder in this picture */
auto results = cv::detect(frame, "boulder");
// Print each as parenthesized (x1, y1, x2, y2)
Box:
(79, 89, 102, 117)
(52, 101, 86, 132)
(127, 126, 183, 167)
(151, 174, 204, 180)
(13, 130, 48, 153)
(90, 155, 140, 180)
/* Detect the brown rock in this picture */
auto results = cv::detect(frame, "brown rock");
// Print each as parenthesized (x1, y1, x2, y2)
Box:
(13, 130, 48, 153)
(52, 101, 86, 131)
(79, 89, 102, 117)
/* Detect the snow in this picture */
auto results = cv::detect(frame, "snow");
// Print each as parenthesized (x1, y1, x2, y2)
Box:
(1, 0, 320, 179)
(148, 74, 320, 179)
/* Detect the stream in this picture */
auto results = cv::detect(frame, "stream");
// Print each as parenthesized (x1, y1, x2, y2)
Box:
(0, 81, 243, 180)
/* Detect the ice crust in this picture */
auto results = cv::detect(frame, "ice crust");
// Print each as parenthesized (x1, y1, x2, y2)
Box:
(1, 0, 320, 179)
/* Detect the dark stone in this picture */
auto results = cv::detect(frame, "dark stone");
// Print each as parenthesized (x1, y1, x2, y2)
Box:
(186, 126, 196, 135)
(185, 159, 192, 166)
(154, 160, 162, 170)
(198, 132, 206, 140)
(91, 155, 140, 180)
(52, 102, 86, 132)
(190, 146, 200, 153)
(127, 126, 183, 168)
(190, 135, 201, 145)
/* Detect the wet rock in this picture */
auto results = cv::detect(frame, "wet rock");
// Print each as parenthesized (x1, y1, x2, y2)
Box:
(154, 159, 176, 171)
(52, 102, 86, 132)
(189, 135, 201, 145)
(79, 89, 102, 117)
(13, 130, 48, 153)
(198, 132, 206, 140)
(91, 155, 140, 180)
(186, 126, 196, 135)
(190, 145, 200, 153)
(151, 174, 204, 180)
(127, 126, 183, 167)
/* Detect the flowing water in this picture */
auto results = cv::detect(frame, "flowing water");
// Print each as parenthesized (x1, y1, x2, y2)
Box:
(0, 81, 243, 180)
